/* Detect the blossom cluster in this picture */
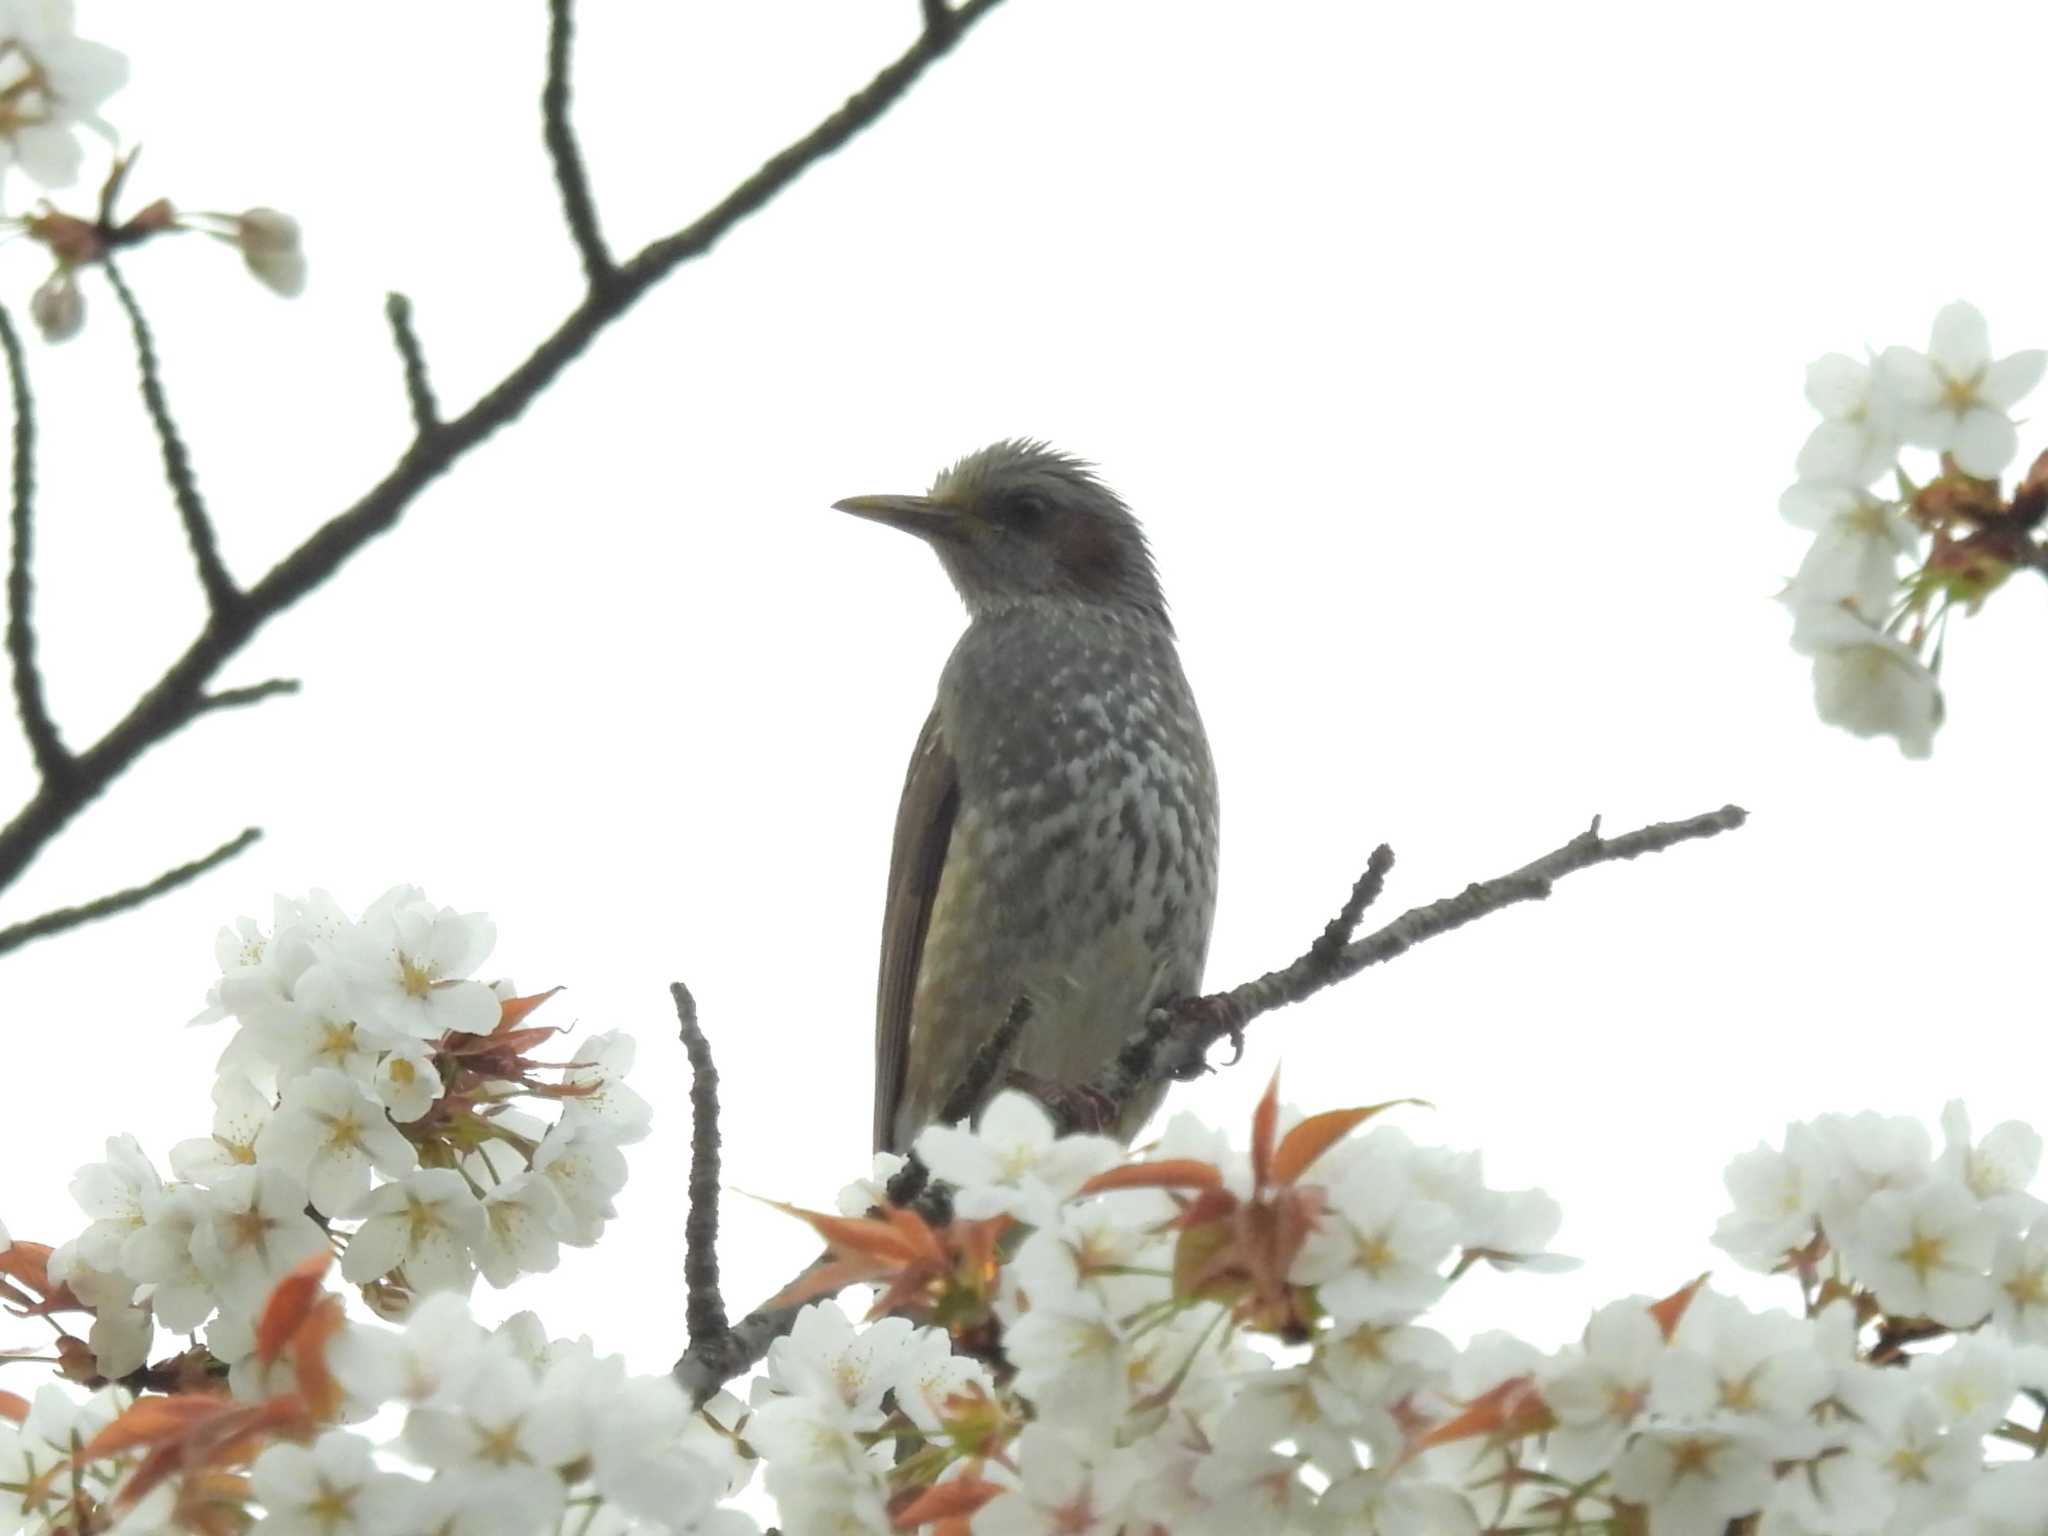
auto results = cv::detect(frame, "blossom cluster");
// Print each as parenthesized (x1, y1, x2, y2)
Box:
(746, 1084, 1572, 1533)
(723, 1085, 2048, 1535)
(0, 1261, 757, 1536)
(29, 885, 646, 1393)
(1780, 301, 2048, 757)
(11, 889, 2048, 1534)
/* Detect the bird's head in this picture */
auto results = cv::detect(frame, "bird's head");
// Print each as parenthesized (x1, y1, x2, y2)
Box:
(834, 439, 1169, 628)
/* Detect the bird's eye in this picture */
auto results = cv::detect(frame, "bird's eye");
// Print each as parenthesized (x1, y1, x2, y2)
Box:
(1001, 489, 1050, 528)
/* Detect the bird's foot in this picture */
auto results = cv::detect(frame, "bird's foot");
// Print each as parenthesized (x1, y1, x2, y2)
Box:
(1011, 1071, 1118, 1136)
(1146, 995, 1244, 1078)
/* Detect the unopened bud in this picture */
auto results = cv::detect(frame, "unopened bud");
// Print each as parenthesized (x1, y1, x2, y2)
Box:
(29, 267, 82, 343)
(234, 207, 305, 297)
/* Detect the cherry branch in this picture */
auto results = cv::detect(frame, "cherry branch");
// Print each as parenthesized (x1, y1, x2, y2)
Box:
(0, 0, 1009, 948)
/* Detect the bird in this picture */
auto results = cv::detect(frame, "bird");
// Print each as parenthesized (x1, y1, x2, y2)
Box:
(835, 440, 1219, 1156)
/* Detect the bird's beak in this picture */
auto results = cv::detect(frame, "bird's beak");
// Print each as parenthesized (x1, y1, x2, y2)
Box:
(832, 493, 963, 541)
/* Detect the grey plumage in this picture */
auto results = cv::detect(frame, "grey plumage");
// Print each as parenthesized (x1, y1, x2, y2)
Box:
(836, 441, 1220, 1155)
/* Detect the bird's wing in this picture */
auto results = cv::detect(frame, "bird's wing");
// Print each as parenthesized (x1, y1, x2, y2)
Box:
(874, 705, 959, 1154)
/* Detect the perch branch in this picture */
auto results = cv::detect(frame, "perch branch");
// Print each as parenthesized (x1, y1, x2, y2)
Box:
(672, 802, 1749, 1401)
(0, 305, 65, 780)
(1086, 804, 1749, 1110)
(0, 0, 1008, 939)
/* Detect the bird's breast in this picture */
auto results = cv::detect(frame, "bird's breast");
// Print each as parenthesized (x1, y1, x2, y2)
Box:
(907, 609, 1219, 1116)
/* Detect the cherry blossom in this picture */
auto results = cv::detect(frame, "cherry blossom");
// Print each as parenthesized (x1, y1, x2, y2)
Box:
(0, 0, 125, 191)
(1878, 301, 2046, 478)
(1794, 351, 1900, 487)
(341, 1168, 485, 1295)
(256, 1067, 419, 1217)
(1801, 604, 1942, 759)
(248, 1430, 421, 1536)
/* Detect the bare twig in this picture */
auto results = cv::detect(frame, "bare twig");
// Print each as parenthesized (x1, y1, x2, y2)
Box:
(1087, 805, 1749, 1108)
(101, 257, 240, 616)
(921, 0, 956, 35)
(194, 678, 301, 716)
(0, 306, 65, 781)
(885, 993, 1034, 1208)
(1305, 845, 1394, 975)
(383, 294, 440, 435)
(0, 826, 260, 958)
(0, 0, 1008, 934)
(672, 802, 1749, 1402)
(542, 0, 615, 289)
(672, 982, 728, 1349)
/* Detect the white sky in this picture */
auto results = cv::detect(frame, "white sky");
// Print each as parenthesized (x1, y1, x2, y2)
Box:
(6, 1, 2047, 1376)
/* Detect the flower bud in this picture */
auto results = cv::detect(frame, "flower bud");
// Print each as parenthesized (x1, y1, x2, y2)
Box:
(29, 266, 82, 343)
(235, 207, 305, 297)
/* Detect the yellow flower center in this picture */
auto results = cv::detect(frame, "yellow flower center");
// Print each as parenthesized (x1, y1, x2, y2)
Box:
(397, 955, 436, 999)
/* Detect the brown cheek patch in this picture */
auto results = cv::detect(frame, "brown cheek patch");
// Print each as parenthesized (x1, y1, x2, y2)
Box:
(1058, 506, 1124, 589)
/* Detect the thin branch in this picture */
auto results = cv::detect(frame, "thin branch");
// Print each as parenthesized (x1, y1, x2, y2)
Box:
(383, 294, 440, 435)
(673, 802, 1750, 1402)
(0, 305, 66, 780)
(1304, 845, 1394, 976)
(1085, 805, 1749, 1110)
(194, 678, 300, 716)
(100, 258, 240, 615)
(921, 0, 956, 35)
(622, 0, 1006, 283)
(0, 0, 1007, 919)
(672, 982, 728, 1349)
(542, 0, 615, 289)
(0, 826, 260, 958)
(885, 994, 1034, 1208)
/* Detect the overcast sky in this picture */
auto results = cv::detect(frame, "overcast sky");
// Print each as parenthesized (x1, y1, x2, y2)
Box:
(7, 2, 2047, 1370)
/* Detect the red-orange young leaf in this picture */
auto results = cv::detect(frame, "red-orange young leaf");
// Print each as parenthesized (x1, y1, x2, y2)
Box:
(485, 1025, 559, 1058)
(893, 1473, 1005, 1528)
(0, 1389, 26, 1422)
(763, 1257, 892, 1313)
(109, 1397, 310, 1510)
(1075, 1159, 1223, 1197)
(290, 1296, 347, 1422)
(771, 1202, 935, 1267)
(882, 1206, 950, 1269)
(254, 1252, 333, 1365)
(0, 1240, 81, 1313)
(77, 1395, 224, 1460)
(1648, 1273, 1711, 1341)
(1250, 1068, 1282, 1189)
(1410, 1374, 1553, 1453)
(1174, 1186, 1240, 1227)
(1269, 1101, 1427, 1187)
(495, 987, 563, 1033)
